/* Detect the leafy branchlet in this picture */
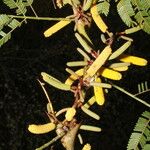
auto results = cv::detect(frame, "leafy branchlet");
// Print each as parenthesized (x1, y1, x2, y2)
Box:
(1, 0, 150, 150)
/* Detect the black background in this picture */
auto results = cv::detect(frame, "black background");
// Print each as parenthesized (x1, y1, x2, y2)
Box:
(0, 1, 150, 150)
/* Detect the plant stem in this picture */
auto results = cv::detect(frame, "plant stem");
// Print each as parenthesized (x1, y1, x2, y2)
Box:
(8, 15, 73, 21)
(36, 132, 65, 150)
(110, 83, 150, 108)
(134, 89, 150, 96)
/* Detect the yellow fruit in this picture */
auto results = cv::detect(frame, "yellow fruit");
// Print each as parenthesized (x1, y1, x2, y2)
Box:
(84, 96, 96, 109)
(65, 68, 84, 85)
(41, 72, 71, 91)
(65, 107, 76, 121)
(86, 46, 112, 77)
(44, 20, 71, 37)
(90, 5, 108, 33)
(111, 66, 129, 71)
(81, 106, 100, 120)
(76, 20, 93, 44)
(119, 54, 148, 66)
(28, 123, 56, 134)
(75, 32, 92, 53)
(98, 67, 122, 80)
(94, 77, 105, 105)
(109, 41, 132, 60)
(125, 25, 142, 34)
(82, 143, 91, 150)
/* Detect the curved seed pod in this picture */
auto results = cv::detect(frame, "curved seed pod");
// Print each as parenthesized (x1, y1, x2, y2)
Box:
(81, 106, 100, 120)
(93, 77, 105, 105)
(109, 62, 130, 68)
(28, 123, 56, 134)
(76, 20, 93, 44)
(120, 36, 133, 42)
(111, 66, 129, 71)
(41, 72, 71, 91)
(44, 20, 71, 37)
(86, 46, 112, 77)
(83, 0, 93, 11)
(78, 134, 83, 144)
(98, 67, 122, 80)
(109, 62, 130, 71)
(65, 68, 79, 78)
(90, 82, 112, 88)
(75, 33, 92, 53)
(42, 72, 61, 83)
(67, 61, 88, 67)
(119, 54, 148, 66)
(109, 41, 131, 60)
(65, 107, 76, 121)
(90, 5, 108, 33)
(47, 103, 52, 113)
(65, 68, 84, 85)
(101, 34, 107, 43)
(125, 25, 141, 34)
(84, 96, 95, 109)
(77, 48, 91, 61)
(80, 125, 101, 132)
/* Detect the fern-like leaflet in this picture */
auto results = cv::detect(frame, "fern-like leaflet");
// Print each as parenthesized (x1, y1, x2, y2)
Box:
(117, 0, 150, 34)
(2, 0, 33, 15)
(131, 0, 150, 34)
(0, 0, 35, 47)
(117, 0, 136, 27)
(134, 81, 150, 96)
(97, 0, 110, 16)
(0, 14, 22, 47)
(127, 111, 150, 150)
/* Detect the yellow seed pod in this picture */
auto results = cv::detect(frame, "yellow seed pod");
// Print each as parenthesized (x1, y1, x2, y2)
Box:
(109, 41, 132, 60)
(76, 20, 93, 44)
(65, 107, 76, 121)
(86, 46, 112, 77)
(94, 77, 105, 105)
(83, 0, 93, 11)
(41, 72, 71, 91)
(84, 96, 96, 109)
(28, 122, 56, 134)
(44, 20, 71, 37)
(90, 5, 108, 33)
(81, 106, 100, 120)
(80, 125, 101, 132)
(82, 143, 91, 150)
(112, 66, 129, 71)
(125, 25, 142, 34)
(98, 67, 122, 80)
(119, 54, 148, 66)
(75, 33, 92, 53)
(65, 68, 84, 85)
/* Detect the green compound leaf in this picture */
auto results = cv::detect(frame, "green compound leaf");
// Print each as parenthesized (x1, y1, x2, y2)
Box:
(117, 0, 136, 27)
(0, 15, 11, 30)
(117, 0, 150, 34)
(97, 0, 110, 16)
(132, 0, 150, 34)
(0, 31, 11, 47)
(3, 0, 33, 15)
(127, 111, 150, 150)
(0, 15, 21, 47)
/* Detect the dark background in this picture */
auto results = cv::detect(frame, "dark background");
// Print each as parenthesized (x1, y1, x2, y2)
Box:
(0, 1, 150, 150)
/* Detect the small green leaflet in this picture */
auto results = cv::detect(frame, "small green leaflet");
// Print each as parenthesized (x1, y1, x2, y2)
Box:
(97, 0, 110, 16)
(2, 0, 34, 15)
(0, 15, 21, 47)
